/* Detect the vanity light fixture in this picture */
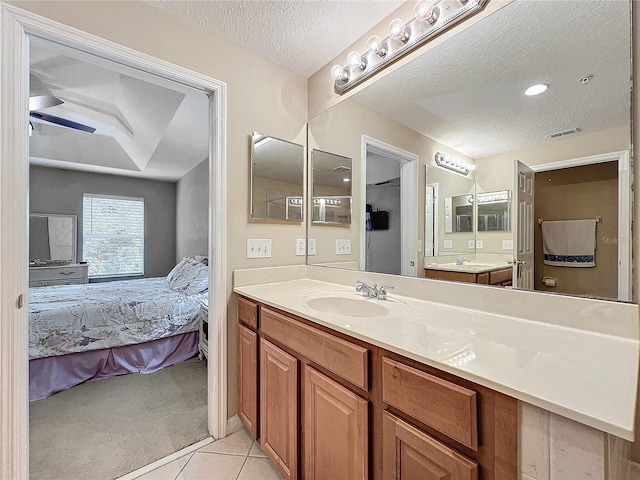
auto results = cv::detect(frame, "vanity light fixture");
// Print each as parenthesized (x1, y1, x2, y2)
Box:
(524, 83, 548, 96)
(435, 152, 475, 175)
(331, 0, 489, 94)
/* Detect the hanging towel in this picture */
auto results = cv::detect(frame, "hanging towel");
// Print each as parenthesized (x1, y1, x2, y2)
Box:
(541, 219, 596, 267)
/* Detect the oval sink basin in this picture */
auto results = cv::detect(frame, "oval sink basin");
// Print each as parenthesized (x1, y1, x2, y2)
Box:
(306, 296, 390, 317)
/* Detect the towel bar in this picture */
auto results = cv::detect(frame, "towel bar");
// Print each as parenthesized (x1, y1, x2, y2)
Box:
(537, 216, 601, 226)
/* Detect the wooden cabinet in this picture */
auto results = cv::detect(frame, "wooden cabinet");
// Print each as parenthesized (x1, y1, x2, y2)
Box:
(303, 365, 368, 480)
(29, 263, 88, 287)
(238, 324, 258, 438)
(382, 411, 478, 480)
(260, 339, 298, 480)
(236, 295, 517, 480)
(424, 267, 512, 286)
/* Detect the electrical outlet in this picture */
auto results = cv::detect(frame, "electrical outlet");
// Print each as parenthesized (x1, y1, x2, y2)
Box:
(443, 240, 453, 249)
(336, 238, 351, 255)
(246, 238, 272, 258)
(468, 240, 475, 249)
(296, 238, 306, 256)
(308, 238, 317, 256)
(476, 240, 483, 249)
(502, 239, 514, 250)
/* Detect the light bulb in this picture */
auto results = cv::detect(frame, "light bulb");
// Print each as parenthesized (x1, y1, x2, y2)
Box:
(524, 83, 549, 96)
(366, 35, 387, 57)
(415, 0, 439, 24)
(330, 65, 347, 82)
(347, 50, 365, 70)
(388, 18, 410, 43)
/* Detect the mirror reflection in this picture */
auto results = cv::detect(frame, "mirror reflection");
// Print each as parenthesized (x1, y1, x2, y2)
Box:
(311, 149, 352, 225)
(251, 132, 304, 222)
(29, 213, 77, 265)
(307, 0, 631, 302)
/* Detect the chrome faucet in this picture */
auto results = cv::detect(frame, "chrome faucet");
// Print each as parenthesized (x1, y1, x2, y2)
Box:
(455, 258, 471, 266)
(356, 281, 394, 300)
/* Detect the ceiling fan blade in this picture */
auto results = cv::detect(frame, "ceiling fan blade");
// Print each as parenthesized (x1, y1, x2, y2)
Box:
(30, 112, 96, 133)
(29, 94, 64, 111)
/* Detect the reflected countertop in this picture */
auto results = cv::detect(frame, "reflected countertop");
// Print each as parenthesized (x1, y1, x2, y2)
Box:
(233, 271, 639, 441)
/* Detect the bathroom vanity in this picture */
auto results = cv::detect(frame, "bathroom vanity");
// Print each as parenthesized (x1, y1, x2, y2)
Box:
(425, 265, 512, 286)
(234, 266, 639, 480)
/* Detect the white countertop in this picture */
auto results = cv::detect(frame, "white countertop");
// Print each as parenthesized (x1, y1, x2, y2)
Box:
(424, 261, 510, 274)
(234, 275, 639, 440)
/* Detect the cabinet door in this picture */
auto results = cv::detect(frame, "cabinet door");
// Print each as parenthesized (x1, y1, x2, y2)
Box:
(238, 324, 258, 438)
(303, 365, 368, 480)
(260, 339, 298, 480)
(383, 411, 478, 480)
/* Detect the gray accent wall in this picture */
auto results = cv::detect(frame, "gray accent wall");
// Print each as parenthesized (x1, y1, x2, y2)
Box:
(29, 166, 177, 278)
(176, 158, 209, 261)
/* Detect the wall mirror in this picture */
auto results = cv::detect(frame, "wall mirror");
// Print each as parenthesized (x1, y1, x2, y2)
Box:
(307, 0, 631, 302)
(311, 149, 352, 225)
(29, 213, 77, 265)
(250, 132, 304, 222)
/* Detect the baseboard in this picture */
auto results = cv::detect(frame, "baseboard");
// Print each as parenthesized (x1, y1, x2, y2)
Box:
(226, 415, 243, 435)
(116, 437, 214, 480)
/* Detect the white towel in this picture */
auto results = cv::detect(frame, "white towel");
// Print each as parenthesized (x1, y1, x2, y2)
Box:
(541, 219, 596, 267)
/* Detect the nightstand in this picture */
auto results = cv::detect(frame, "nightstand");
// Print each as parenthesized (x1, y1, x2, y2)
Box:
(198, 299, 208, 360)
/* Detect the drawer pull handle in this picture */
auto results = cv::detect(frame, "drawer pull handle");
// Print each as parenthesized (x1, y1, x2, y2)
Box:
(59, 271, 75, 275)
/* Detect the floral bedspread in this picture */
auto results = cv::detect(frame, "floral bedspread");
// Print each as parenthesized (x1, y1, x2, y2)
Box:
(29, 277, 206, 359)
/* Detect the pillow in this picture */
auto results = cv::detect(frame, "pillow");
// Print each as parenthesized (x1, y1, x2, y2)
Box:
(168, 257, 209, 295)
(166, 257, 192, 285)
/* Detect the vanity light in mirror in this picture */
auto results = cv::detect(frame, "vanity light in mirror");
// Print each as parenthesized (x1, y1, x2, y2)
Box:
(311, 149, 353, 225)
(476, 190, 511, 232)
(250, 132, 304, 222)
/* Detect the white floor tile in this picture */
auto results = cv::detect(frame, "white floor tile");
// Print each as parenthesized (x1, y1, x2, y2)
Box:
(198, 430, 254, 456)
(248, 441, 267, 458)
(134, 453, 192, 480)
(176, 452, 246, 480)
(237, 457, 283, 480)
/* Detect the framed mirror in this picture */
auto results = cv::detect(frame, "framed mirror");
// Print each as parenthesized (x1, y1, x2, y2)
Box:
(307, 0, 631, 302)
(250, 132, 304, 222)
(29, 213, 77, 264)
(311, 149, 352, 225)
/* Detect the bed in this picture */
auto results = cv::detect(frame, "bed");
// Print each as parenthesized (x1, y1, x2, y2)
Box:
(29, 256, 209, 401)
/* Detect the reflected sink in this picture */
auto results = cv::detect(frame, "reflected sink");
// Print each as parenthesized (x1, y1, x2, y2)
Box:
(305, 296, 390, 317)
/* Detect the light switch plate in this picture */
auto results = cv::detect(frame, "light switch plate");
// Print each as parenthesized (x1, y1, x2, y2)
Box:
(417, 240, 422, 252)
(246, 238, 272, 258)
(308, 238, 317, 256)
(468, 240, 475, 249)
(443, 240, 453, 249)
(502, 239, 514, 250)
(476, 240, 483, 249)
(295, 238, 306, 256)
(336, 238, 351, 255)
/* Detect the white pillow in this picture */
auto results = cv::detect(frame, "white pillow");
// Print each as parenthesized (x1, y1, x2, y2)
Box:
(168, 257, 209, 295)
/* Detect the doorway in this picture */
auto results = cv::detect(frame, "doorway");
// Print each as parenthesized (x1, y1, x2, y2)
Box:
(0, 6, 227, 479)
(360, 136, 418, 276)
(514, 151, 631, 301)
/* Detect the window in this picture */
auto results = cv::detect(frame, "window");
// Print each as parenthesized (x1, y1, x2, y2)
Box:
(82, 194, 144, 278)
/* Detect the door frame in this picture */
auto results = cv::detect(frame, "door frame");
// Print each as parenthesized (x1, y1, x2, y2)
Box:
(360, 136, 418, 276)
(425, 182, 439, 257)
(530, 150, 631, 301)
(0, 5, 228, 479)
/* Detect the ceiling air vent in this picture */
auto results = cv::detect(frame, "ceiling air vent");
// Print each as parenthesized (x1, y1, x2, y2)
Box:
(548, 127, 582, 139)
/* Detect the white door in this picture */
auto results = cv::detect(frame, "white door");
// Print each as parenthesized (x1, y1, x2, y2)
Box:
(513, 160, 535, 289)
(425, 184, 435, 257)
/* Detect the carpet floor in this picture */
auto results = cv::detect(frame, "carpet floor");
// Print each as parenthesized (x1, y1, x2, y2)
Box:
(29, 356, 209, 480)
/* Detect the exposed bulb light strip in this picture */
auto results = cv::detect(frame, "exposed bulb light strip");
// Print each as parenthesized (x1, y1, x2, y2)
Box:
(331, 0, 489, 94)
(434, 152, 475, 175)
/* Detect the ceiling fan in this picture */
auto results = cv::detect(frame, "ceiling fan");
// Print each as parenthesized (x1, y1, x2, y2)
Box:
(29, 93, 96, 134)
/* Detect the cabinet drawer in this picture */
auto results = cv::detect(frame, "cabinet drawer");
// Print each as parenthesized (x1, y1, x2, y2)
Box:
(489, 268, 512, 285)
(382, 357, 478, 450)
(261, 306, 369, 390)
(238, 296, 259, 329)
(29, 266, 86, 282)
(382, 411, 478, 480)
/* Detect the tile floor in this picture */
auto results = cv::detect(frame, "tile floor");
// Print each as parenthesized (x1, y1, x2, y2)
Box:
(132, 430, 284, 480)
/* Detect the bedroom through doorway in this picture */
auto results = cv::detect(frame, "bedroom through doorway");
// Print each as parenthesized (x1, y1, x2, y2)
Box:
(27, 35, 213, 479)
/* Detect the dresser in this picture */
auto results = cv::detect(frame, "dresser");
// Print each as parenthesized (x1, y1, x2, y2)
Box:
(29, 263, 89, 287)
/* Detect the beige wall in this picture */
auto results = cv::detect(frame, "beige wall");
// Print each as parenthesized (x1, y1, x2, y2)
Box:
(308, 97, 473, 271)
(9, 0, 308, 418)
(534, 163, 618, 299)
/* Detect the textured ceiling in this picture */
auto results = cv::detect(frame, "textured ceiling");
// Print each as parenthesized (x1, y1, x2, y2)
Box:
(351, 0, 631, 159)
(146, 0, 405, 77)
(29, 38, 209, 182)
